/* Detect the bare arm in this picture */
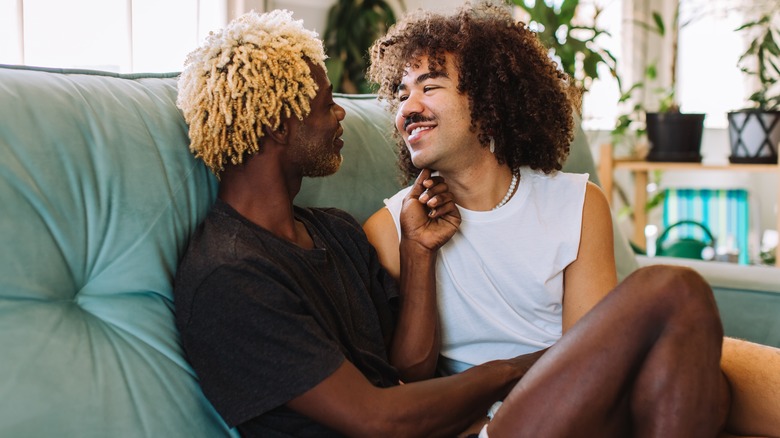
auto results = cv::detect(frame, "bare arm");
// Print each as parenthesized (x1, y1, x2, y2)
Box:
(365, 169, 460, 382)
(287, 358, 522, 438)
(562, 182, 618, 332)
(364, 209, 401, 282)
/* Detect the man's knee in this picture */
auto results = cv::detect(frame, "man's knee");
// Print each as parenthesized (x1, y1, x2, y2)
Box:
(625, 265, 721, 332)
(628, 265, 710, 300)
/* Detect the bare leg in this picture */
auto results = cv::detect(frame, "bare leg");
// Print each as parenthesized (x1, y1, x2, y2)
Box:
(721, 337, 780, 437)
(488, 265, 727, 437)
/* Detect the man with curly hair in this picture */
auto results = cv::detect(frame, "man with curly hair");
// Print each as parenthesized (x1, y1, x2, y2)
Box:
(365, 2, 780, 437)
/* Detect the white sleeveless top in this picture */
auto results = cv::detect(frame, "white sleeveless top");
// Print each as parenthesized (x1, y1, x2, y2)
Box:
(384, 166, 588, 374)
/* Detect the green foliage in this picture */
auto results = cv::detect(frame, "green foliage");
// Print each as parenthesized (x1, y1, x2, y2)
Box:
(760, 245, 776, 265)
(322, 0, 402, 94)
(736, 12, 780, 110)
(632, 9, 679, 114)
(616, 170, 666, 220)
(644, 171, 667, 213)
(509, 0, 618, 96)
(610, 63, 656, 152)
(610, 7, 681, 152)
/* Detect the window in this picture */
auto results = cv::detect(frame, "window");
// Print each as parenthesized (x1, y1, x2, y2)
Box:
(624, 0, 752, 129)
(673, 0, 748, 128)
(0, 0, 227, 73)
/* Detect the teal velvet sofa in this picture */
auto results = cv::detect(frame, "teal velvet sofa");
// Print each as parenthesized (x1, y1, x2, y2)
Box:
(1, 65, 777, 437)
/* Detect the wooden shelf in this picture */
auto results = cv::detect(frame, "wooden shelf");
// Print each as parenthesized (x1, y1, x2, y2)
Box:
(598, 144, 780, 267)
(611, 161, 778, 173)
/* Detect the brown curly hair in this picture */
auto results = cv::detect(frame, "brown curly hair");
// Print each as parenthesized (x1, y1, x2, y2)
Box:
(368, 2, 577, 182)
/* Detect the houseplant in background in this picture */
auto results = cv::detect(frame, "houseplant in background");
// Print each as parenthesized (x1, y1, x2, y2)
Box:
(727, 8, 780, 164)
(508, 0, 618, 112)
(322, 0, 403, 94)
(637, 2, 706, 163)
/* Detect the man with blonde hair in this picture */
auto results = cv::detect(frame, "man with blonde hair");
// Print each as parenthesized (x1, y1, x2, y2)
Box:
(173, 8, 729, 438)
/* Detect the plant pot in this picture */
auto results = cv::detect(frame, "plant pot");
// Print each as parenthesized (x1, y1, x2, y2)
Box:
(727, 110, 780, 164)
(645, 112, 705, 162)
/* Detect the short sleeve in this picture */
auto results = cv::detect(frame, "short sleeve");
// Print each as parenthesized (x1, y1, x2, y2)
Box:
(181, 263, 345, 427)
(382, 186, 412, 241)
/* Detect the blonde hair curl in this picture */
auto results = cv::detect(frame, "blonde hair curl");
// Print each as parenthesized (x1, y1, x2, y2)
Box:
(177, 9, 326, 175)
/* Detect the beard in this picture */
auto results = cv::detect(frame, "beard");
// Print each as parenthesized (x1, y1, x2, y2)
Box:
(294, 131, 343, 178)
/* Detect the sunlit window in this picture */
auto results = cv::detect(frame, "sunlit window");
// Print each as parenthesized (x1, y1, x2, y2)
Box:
(579, 0, 621, 131)
(0, 0, 226, 73)
(676, 0, 748, 128)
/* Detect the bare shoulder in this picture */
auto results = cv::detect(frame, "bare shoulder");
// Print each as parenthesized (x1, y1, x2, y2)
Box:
(581, 181, 614, 257)
(363, 208, 401, 281)
(562, 180, 617, 331)
(584, 181, 609, 210)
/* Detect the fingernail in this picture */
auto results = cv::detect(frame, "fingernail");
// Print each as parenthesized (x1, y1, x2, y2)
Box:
(428, 209, 436, 217)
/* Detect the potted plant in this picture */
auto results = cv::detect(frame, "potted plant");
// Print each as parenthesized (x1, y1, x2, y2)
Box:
(727, 10, 780, 164)
(637, 3, 706, 162)
(322, 0, 403, 94)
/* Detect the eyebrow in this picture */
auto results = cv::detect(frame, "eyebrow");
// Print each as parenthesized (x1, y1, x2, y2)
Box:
(396, 71, 449, 93)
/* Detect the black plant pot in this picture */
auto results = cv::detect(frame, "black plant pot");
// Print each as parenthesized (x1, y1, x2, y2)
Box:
(645, 112, 705, 162)
(727, 110, 780, 164)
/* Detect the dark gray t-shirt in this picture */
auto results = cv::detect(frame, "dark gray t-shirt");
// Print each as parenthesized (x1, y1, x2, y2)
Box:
(174, 200, 399, 437)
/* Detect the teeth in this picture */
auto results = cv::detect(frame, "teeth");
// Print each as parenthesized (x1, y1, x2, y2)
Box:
(410, 126, 432, 136)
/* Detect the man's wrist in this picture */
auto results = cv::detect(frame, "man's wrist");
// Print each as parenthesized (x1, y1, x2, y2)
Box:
(399, 238, 437, 260)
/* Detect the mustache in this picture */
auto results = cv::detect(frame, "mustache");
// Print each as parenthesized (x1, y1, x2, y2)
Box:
(403, 114, 434, 131)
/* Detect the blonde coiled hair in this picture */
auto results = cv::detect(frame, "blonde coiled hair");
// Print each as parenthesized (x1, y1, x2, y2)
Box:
(177, 9, 326, 175)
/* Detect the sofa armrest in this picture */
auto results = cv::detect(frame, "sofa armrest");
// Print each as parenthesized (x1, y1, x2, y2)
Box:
(636, 256, 780, 293)
(637, 256, 780, 347)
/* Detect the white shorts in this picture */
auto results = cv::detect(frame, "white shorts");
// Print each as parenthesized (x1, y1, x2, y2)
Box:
(478, 401, 502, 438)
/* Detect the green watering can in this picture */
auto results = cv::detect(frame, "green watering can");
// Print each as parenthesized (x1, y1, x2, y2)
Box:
(655, 220, 716, 260)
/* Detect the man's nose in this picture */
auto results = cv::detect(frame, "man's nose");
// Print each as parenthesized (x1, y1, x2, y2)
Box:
(400, 92, 424, 119)
(335, 103, 346, 121)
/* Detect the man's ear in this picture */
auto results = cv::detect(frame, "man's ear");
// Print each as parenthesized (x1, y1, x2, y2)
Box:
(263, 119, 291, 145)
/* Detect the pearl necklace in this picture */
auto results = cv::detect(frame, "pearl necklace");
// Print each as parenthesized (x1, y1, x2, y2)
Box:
(493, 172, 519, 210)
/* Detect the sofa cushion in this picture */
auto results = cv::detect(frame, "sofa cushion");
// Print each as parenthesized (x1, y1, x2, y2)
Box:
(0, 65, 234, 437)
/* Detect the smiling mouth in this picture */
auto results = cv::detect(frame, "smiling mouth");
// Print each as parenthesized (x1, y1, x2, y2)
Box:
(413, 126, 433, 135)
(408, 126, 433, 141)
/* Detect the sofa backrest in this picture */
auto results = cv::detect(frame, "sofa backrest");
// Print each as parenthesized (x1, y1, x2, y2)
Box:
(0, 65, 637, 437)
(0, 65, 232, 437)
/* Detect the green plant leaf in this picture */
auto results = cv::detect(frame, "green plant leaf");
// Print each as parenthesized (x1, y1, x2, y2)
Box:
(559, 0, 578, 24)
(323, 0, 397, 94)
(582, 52, 600, 78)
(651, 12, 666, 36)
(645, 63, 657, 79)
(325, 58, 345, 92)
